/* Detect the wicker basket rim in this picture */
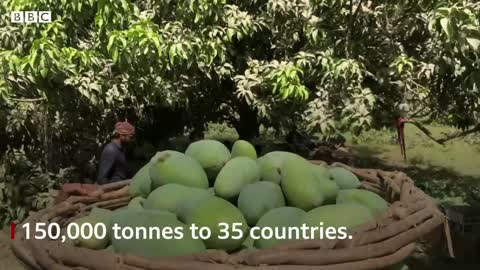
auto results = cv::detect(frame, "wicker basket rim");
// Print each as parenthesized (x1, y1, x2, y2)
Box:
(11, 161, 452, 270)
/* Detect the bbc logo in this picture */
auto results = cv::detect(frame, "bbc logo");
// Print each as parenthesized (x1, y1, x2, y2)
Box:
(10, 11, 52, 24)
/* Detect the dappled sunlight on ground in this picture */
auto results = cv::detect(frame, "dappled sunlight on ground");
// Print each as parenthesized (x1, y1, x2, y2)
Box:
(349, 124, 480, 176)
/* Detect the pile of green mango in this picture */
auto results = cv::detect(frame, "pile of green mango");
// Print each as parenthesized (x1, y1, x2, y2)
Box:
(72, 139, 389, 258)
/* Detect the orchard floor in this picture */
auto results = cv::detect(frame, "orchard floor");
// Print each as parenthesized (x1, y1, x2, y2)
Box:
(345, 124, 480, 269)
(345, 124, 480, 206)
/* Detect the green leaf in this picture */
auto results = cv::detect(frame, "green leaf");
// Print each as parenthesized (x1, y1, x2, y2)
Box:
(123, 53, 132, 65)
(227, 28, 235, 41)
(107, 35, 116, 52)
(398, 63, 404, 74)
(120, 37, 127, 48)
(466, 37, 480, 51)
(112, 48, 119, 63)
(440, 18, 452, 41)
(194, 13, 202, 23)
(407, 62, 414, 70)
(169, 45, 177, 65)
(437, 8, 450, 18)
(312, 29, 318, 43)
(153, 37, 161, 55)
(40, 68, 48, 78)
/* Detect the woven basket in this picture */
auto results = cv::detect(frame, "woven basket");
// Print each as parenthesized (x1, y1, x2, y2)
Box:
(11, 162, 453, 270)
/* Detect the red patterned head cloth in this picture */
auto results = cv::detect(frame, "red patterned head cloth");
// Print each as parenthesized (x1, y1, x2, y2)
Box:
(115, 121, 135, 135)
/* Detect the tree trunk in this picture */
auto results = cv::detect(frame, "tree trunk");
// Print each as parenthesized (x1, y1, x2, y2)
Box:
(234, 102, 259, 141)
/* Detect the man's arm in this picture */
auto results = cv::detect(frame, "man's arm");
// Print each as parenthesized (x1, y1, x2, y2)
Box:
(97, 145, 117, 185)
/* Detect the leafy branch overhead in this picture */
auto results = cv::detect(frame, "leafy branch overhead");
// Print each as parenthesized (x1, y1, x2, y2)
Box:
(0, 0, 479, 226)
(0, 0, 479, 142)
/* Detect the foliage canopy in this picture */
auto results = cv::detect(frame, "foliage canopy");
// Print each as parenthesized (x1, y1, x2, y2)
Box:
(0, 0, 479, 225)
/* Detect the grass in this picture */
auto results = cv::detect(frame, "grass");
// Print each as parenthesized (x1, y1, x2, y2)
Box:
(348, 124, 480, 176)
(204, 122, 240, 142)
(345, 124, 480, 206)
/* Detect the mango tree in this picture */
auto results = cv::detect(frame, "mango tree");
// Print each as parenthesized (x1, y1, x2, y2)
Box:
(0, 0, 479, 225)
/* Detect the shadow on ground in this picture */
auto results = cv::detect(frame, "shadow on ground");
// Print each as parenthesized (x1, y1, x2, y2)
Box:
(351, 145, 480, 206)
(350, 146, 480, 270)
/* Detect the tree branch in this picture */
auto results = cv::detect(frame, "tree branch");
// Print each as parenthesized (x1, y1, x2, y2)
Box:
(405, 121, 480, 145)
(352, 0, 366, 19)
(435, 125, 480, 144)
(10, 97, 46, 102)
(407, 97, 432, 119)
(346, 0, 366, 58)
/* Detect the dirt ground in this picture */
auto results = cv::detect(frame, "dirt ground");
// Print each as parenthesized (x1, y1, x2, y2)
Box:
(0, 231, 27, 270)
